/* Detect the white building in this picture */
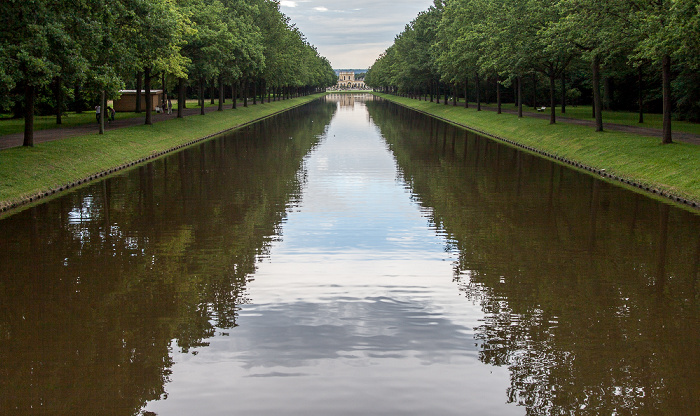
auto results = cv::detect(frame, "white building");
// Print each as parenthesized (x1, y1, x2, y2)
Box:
(335, 71, 366, 89)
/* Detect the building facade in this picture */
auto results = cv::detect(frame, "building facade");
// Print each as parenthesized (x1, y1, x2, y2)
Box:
(335, 71, 366, 89)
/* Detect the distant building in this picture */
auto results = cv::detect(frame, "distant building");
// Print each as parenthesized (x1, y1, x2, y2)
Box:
(335, 71, 366, 90)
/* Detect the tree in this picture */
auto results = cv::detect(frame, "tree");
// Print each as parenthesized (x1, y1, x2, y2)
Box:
(556, 0, 637, 132)
(526, 0, 576, 124)
(126, 0, 189, 125)
(434, 0, 481, 107)
(631, 0, 687, 144)
(1, 0, 79, 145)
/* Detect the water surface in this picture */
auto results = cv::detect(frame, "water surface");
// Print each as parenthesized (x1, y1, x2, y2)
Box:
(0, 94, 698, 415)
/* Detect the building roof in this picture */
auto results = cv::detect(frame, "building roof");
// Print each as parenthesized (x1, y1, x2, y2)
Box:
(118, 90, 163, 94)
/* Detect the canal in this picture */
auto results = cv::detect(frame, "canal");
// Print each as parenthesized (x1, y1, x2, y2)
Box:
(0, 94, 698, 415)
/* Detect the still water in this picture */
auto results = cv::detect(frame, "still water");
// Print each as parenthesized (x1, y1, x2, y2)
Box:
(0, 94, 698, 415)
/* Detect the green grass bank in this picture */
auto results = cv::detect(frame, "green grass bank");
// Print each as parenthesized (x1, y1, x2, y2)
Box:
(375, 93, 700, 211)
(0, 94, 325, 215)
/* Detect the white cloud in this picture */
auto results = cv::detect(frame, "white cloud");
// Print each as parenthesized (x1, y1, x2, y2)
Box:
(279, 0, 435, 69)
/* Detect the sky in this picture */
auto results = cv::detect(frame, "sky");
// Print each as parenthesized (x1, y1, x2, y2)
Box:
(279, 0, 436, 70)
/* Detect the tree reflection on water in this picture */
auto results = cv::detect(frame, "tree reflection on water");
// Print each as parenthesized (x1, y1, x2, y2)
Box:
(0, 101, 337, 415)
(366, 99, 700, 415)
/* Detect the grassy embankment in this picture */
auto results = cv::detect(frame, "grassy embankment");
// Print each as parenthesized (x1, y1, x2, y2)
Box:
(0, 94, 325, 213)
(375, 93, 700, 210)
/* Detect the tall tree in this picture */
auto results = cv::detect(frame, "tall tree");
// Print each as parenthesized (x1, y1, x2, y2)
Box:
(1, 0, 78, 145)
(129, 0, 190, 125)
(630, 0, 686, 144)
(557, 0, 635, 132)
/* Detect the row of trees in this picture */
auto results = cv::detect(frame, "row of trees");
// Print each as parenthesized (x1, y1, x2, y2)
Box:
(1, 0, 337, 146)
(365, 0, 700, 144)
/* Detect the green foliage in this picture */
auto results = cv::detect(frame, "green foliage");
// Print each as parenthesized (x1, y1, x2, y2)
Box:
(0, 0, 333, 135)
(366, 0, 700, 132)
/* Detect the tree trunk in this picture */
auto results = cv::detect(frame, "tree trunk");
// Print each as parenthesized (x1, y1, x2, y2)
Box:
(210, 79, 215, 105)
(661, 54, 672, 144)
(591, 54, 603, 131)
(517, 75, 523, 118)
(253, 80, 257, 105)
(177, 77, 184, 118)
(145, 67, 152, 125)
(100, 90, 106, 133)
(549, 73, 556, 124)
(496, 74, 501, 114)
(603, 76, 611, 110)
(136, 72, 142, 113)
(475, 72, 481, 111)
(232, 82, 237, 109)
(23, 84, 35, 147)
(638, 66, 644, 124)
(532, 73, 537, 108)
(453, 84, 457, 106)
(55, 76, 63, 125)
(199, 77, 205, 115)
(464, 78, 469, 108)
(162, 72, 167, 109)
(218, 75, 224, 111)
(243, 79, 248, 107)
(74, 83, 83, 113)
(561, 70, 566, 114)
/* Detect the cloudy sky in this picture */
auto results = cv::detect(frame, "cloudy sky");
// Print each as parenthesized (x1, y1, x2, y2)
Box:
(279, 0, 435, 69)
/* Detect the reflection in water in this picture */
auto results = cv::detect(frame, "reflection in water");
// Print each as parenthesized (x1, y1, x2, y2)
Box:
(0, 95, 697, 415)
(0, 102, 337, 414)
(366, 99, 700, 415)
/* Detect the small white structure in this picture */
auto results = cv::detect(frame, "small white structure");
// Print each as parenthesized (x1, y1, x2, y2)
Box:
(336, 72, 366, 89)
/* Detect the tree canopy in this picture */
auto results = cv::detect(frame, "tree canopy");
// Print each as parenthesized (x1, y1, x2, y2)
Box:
(366, 0, 700, 143)
(0, 0, 336, 144)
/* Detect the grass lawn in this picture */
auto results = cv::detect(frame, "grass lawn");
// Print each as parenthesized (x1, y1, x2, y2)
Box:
(470, 101, 700, 135)
(0, 98, 247, 136)
(0, 110, 143, 136)
(0, 94, 326, 213)
(376, 93, 700, 209)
